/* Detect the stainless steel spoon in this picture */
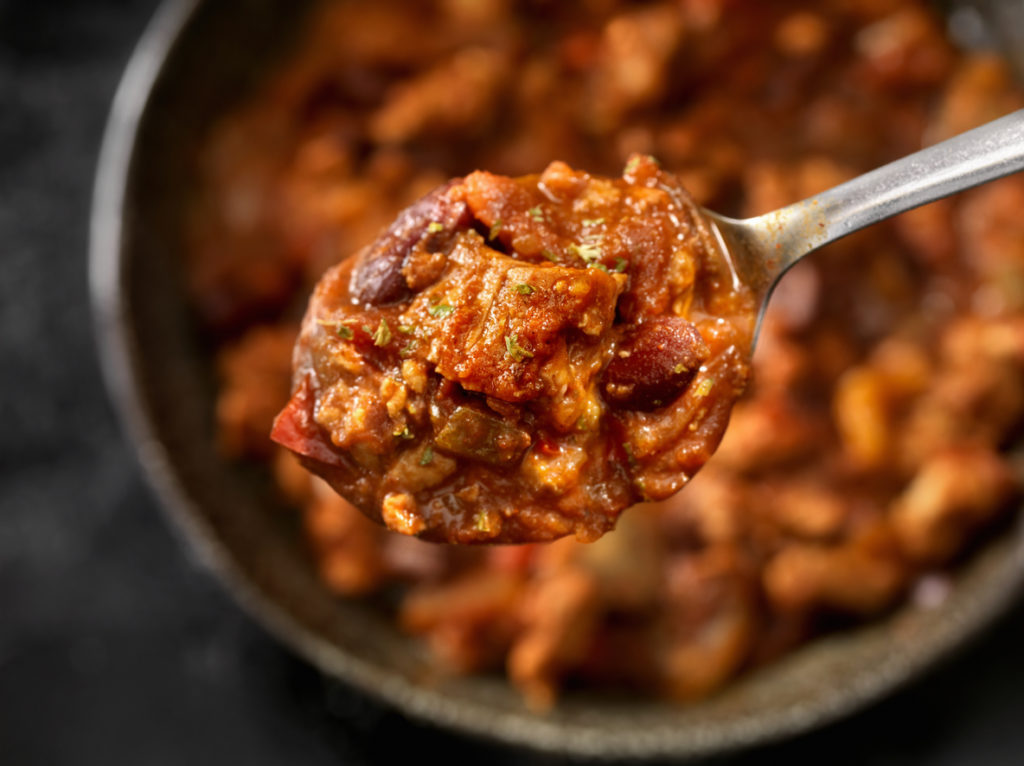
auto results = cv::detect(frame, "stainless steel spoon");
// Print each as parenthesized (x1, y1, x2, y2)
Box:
(704, 109, 1024, 344)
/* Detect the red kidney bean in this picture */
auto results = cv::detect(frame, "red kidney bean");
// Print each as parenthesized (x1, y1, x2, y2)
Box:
(603, 317, 710, 410)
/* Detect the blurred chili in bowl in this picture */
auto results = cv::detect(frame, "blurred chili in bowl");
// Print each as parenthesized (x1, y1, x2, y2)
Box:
(91, 0, 1024, 758)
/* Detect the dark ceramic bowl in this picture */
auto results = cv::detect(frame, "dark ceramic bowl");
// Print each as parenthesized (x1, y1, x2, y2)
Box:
(90, 0, 1024, 759)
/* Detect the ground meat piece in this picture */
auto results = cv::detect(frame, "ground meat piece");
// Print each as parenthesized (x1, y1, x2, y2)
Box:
(399, 568, 525, 673)
(586, 4, 687, 133)
(929, 55, 1024, 141)
(215, 324, 298, 460)
(763, 522, 908, 617)
(763, 479, 850, 541)
(855, 5, 954, 88)
(186, 109, 299, 332)
(958, 177, 1024, 312)
(654, 546, 758, 701)
(659, 467, 747, 547)
(833, 365, 896, 468)
(899, 321, 1024, 469)
(304, 479, 388, 596)
(272, 156, 755, 543)
(891, 446, 1017, 565)
(369, 47, 512, 144)
(712, 395, 824, 473)
(774, 11, 830, 57)
(508, 566, 602, 710)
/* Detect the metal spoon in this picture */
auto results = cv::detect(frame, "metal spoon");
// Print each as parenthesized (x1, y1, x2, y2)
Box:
(703, 109, 1024, 344)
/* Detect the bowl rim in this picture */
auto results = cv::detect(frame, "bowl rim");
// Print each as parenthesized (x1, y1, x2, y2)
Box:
(89, 0, 1024, 759)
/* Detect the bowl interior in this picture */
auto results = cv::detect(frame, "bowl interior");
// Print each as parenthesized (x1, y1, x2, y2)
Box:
(93, 0, 1024, 758)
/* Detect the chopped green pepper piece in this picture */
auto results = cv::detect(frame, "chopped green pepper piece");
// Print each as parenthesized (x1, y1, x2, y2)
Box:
(434, 406, 532, 466)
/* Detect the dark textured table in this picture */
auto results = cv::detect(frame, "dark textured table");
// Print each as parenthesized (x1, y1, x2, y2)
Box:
(2, 1, 1024, 763)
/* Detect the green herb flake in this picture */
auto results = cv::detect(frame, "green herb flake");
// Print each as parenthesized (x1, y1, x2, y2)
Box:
(488, 219, 503, 240)
(372, 318, 392, 347)
(694, 377, 716, 398)
(623, 154, 660, 176)
(582, 217, 605, 226)
(529, 206, 544, 221)
(419, 445, 434, 466)
(398, 324, 415, 334)
(427, 221, 444, 233)
(587, 262, 609, 272)
(399, 340, 417, 358)
(623, 442, 638, 469)
(515, 283, 535, 295)
(504, 332, 534, 363)
(541, 248, 558, 262)
(362, 324, 373, 335)
(429, 303, 454, 318)
(614, 257, 628, 273)
(316, 319, 354, 339)
(569, 242, 603, 263)
(394, 425, 414, 440)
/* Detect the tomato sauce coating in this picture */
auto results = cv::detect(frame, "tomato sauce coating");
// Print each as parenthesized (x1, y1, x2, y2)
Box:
(272, 157, 755, 543)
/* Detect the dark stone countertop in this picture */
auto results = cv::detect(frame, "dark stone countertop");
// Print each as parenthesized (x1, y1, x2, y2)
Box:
(1, 1, 1023, 763)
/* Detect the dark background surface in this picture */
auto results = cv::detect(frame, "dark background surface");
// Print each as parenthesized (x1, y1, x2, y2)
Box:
(2, 0, 1024, 763)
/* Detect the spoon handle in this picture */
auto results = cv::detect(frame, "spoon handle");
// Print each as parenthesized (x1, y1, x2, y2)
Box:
(765, 108, 1024, 275)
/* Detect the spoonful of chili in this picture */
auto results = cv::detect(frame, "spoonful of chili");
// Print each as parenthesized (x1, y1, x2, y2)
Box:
(272, 109, 1024, 545)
